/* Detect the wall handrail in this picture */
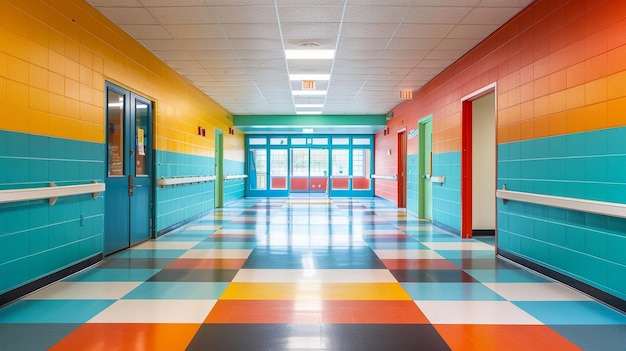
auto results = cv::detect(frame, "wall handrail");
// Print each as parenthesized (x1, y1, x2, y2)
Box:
(430, 176, 446, 183)
(157, 176, 216, 187)
(371, 174, 397, 181)
(224, 174, 248, 181)
(496, 189, 626, 219)
(0, 181, 105, 206)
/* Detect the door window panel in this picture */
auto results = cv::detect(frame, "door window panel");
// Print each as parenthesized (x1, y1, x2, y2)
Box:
(250, 149, 267, 190)
(270, 149, 287, 190)
(352, 149, 371, 190)
(107, 91, 125, 177)
(332, 149, 349, 190)
(135, 100, 149, 176)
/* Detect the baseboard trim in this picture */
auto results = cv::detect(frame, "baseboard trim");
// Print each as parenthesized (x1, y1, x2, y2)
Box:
(473, 229, 495, 236)
(156, 209, 213, 238)
(0, 254, 102, 307)
(432, 221, 461, 236)
(498, 249, 626, 313)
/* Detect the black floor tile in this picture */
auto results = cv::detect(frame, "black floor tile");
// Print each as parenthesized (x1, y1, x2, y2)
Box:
(243, 247, 386, 269)
(390, 269, 478, 283)
(147, 269, 239, 282)
(98, 258, 175, 269)
(187, 324, 451, 351)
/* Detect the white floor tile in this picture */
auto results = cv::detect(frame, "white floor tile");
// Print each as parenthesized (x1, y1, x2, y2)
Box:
(185, 225, 222, 231)
(131, 241, 198, 250)
(232, 269, 397, 283)
(213, 229, 260, 235)
(414, 300, 542, 325)
(88, 299, 217, 323)
(373, 249, 445, 259)
(483, 282, 593, 301)
(23, 282, 142, 300)
(421, 241, 495, 251)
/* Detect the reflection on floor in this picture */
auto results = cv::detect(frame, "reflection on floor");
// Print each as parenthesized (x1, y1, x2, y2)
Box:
(1, 198, 625, 350)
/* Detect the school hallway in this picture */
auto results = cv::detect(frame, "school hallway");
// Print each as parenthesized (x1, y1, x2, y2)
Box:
(1, 198, 625, 351)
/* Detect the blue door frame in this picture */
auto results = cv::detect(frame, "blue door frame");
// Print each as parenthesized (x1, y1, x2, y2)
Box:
(104, 82, 153, 254)
(245, 135, 374, 197)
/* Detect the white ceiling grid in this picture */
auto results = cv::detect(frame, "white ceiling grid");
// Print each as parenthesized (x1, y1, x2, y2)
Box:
(86, 0, 532, 116)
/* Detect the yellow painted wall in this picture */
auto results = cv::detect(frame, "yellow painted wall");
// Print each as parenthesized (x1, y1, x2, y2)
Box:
(0, 0, 235, 158)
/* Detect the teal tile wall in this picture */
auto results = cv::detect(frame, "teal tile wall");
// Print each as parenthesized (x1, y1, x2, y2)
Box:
(406, 154, 419, 215)
(224, 158, 245, 203)
(432, 151, 461, 232)
(0, 131, 104, 295)
(497, 126, 626, 300)
(154, 151, 245, 232)
(154, 150, 215, 232)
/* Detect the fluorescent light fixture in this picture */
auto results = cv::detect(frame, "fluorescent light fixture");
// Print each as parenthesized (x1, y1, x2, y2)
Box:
(295, 104, 324, 108)
(292, 90, 327, 96)
(285, 50, 335, 60)
(303, 128, 315, 133)
(297, 112, 322, 115)
(289, 74, 330, 81)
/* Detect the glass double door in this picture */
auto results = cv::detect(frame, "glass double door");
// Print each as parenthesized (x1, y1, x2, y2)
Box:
(290, 148, 329, 194)
(104, 83, 152, 255)
(246, 140, 373, 197)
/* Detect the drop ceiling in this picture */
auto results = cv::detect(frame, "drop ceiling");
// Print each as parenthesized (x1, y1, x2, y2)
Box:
(86, 0, 532, 119)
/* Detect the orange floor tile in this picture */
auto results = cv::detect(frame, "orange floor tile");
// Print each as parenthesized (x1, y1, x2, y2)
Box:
(205, 300, 430, 324)
(434, 324, 583, 351)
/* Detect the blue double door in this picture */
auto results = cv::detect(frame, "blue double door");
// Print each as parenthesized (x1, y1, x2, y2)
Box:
(104, 83, 153, 255)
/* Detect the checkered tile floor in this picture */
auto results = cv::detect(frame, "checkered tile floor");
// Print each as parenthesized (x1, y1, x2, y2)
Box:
(1, 198, 625, 350)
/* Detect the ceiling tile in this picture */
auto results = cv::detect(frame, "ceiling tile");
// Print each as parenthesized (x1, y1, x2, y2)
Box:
(94, 7, 157, 24)
(220, 23, 280, 39)
(343, 5, 410, 23)
(278, 6, 344, 22)
(120, 24, 172, 39)
(340, 23, 399, 38)
(86, 0, 142, 7)
(139, 0, 207, 5)
(148, 7, 214, 24)
(404, 7, 471, 24)
(89, 0, 531, 119)
(163, 24, 223, 38)
(462, 7, 525, 25)
(209, 6, 277, 24)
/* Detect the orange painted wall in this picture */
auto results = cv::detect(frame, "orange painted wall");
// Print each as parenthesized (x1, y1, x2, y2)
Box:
(375, 0, 626, 203)
(0, 0, 243, 160)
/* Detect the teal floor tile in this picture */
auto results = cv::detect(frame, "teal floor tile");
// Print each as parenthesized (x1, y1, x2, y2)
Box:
(513, 301, 626, 325)
(122, 282, 229, 299)
(64, 268, 160, 282)
(401, 282, 506, 301)
(0, 300, 114, 323)
(367, 242, 429, 250)
(435, 250, 495, 260)
(192, 241, 257, 249)
(465, 268, 550, 283)
(108, 249, 187, 259)
(0, 324, 80, 351)
(550, 325, 626, 351)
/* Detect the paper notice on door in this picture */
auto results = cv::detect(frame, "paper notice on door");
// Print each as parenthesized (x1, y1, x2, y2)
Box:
(137, 128, 145, 156)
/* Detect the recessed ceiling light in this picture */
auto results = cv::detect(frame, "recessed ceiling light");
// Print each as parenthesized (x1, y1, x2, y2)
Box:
(289, 74, 330, 81)
(295, 104, 324, 108)
(292, 90, 327, 96)
(297, 112, 322, 115)
(302, 128, 315, 133)
(285, 50, 335, 60)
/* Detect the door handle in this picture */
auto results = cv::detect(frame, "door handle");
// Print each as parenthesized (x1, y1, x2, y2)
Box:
(128, 175, 134, 197)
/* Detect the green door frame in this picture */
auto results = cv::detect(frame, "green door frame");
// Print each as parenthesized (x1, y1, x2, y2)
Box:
(418, 115, 433, 219)
(215, 129, 224, 208)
